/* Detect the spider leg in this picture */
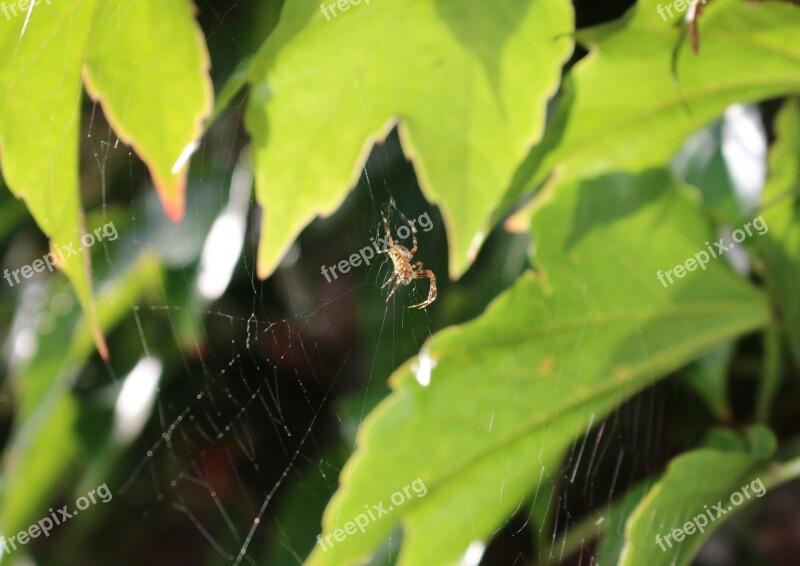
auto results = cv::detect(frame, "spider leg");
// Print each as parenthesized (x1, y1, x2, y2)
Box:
(408, 268, 437, 309)
(380, 211, 395, 248)
(381, 271, 397, 289)
(386, 278, 402, 302)
(408, 219, 418, 257)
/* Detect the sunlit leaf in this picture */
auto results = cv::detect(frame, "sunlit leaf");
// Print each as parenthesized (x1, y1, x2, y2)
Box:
(0, 1, 107, 358)
(503, 0, 800, 210)
(0, 0, 211, 357)
(84, 0, 213, 221)
(246, 0, 573, 279)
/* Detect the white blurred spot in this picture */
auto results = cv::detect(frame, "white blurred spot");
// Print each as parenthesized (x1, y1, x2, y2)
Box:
(4, 282, 47, 371)
(113, 357, 162, 444)
(720, 226, 750, 276)
(171, 140, 199, 174)
(196, 147, 252, 301)
(197, 211, 247, 300)
(458, 541, 486, 566)
(467, 231, 485, 263)
(722, 104, 766, 213)
(12, 329, 37, 365)
(412, 347, 437, 387)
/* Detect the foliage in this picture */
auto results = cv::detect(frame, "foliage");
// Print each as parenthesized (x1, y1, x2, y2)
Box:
(1, 0, 800, 565)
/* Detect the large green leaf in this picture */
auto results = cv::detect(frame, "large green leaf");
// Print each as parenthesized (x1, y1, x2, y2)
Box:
(620, 436, 774, 565)
(245, 0, 573, 280)
(0, 0, 211, 356)
(307, 170, 770, 566)
(0, 1, 106, 358)
(760, 99, 800, 367)
(84, 0, 213, 221)
(503, 0, 800, 210)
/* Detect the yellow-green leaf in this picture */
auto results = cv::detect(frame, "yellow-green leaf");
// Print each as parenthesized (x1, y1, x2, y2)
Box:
(0, 1, 107, 359)
(84, 0, 213, 221)
(307, 170, 770, 565)
(0, 0, 212, 356)
(246, 0, 573, 279)
(505, 0, 800, 208)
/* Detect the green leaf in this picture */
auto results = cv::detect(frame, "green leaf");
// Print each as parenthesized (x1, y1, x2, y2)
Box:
(760, 99, 800, 367)
(504, 0, 800, 209)
(84, 0, 213, 221)
(620, 434, 775, 566)
(0, 0, 211, 356)
(307, 170, 770, 566)
(245, 0, 574, 279)
(0, 1, 107, 359)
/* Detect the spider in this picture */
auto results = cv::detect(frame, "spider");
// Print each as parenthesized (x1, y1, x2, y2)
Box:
(378, 212, 437, 309)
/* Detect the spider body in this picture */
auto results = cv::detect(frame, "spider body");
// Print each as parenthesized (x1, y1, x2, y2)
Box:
(379, 212, 437, 309)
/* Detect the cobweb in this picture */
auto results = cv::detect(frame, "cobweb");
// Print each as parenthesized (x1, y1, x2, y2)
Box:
(83, 128, 680, 566)
(83, 87, 456, 564)
(39, 3, 711, 566)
